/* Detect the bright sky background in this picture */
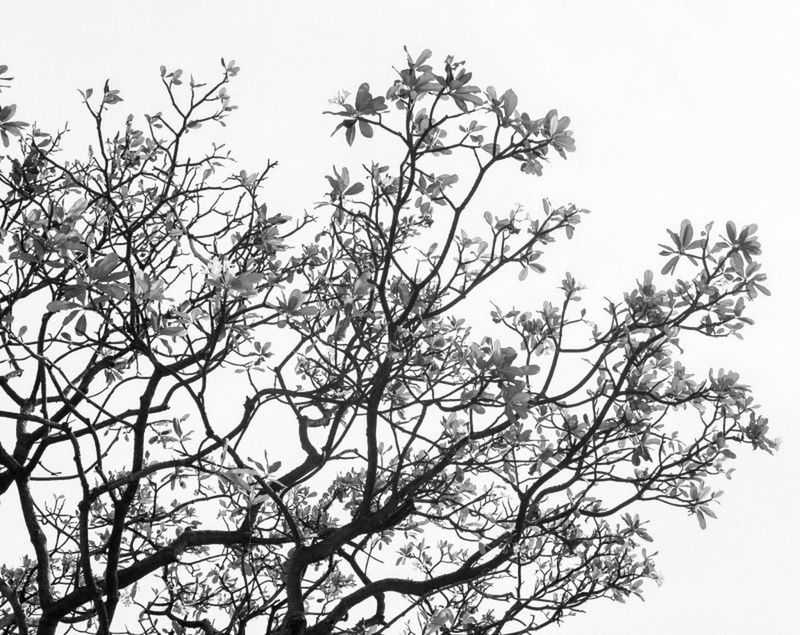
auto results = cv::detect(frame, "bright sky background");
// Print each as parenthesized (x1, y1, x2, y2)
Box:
(3, 1, 799, 632)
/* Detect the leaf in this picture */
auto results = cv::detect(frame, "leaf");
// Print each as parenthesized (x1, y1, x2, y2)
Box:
(545, 109, 559, 135)
(286, 289, 306, 312)
(75, 314, 87, 336)
(661, 256, 679, 275)
(0, 104, 16, 122)
(102, 90, 123, 105)
(46, 300, 80, 313)
(67, 198, 88, 217)
(96, 283, 127, 300)
(344, 182, 364, 196)
(696, 509, 707, 530)
(415, 49, 432, 67)
(726, 221, 737, 243)
(89, 253, 121, 280)
(502, 89, 518, 118)
(355, 83, 371, 111)
(159, 326, 187, 338)
(230, 272, 264, 292)
(680, 219, 693, 246)
(358, 119, 373, 138)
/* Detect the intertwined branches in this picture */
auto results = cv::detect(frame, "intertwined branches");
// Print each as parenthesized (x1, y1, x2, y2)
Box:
(0, 49, 774, 635)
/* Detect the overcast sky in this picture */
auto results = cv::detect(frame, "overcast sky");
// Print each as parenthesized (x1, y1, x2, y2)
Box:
(3, 1, 799, 632)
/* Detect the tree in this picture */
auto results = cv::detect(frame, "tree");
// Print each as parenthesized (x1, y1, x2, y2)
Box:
(0, 49, 776, 635)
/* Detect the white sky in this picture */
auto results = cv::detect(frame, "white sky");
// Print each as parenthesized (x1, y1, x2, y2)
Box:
(3, 1, 799, 632)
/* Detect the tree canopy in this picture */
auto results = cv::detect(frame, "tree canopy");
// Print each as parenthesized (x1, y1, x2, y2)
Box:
(0, 50, 775, 635)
